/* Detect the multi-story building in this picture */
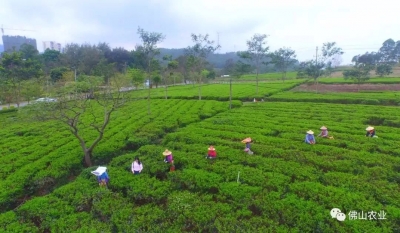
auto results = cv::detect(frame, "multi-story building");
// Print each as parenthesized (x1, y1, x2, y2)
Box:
(43, 41, 62, 52)
(1, 35, 37, 52)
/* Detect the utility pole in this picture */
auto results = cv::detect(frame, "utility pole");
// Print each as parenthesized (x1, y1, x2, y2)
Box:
(315, 46, 319, 93)
(229, 77, 232, 110)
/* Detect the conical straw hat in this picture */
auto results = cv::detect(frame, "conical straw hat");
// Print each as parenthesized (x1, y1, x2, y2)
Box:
(366, 126, 374, 131)
(241, 137, 252, 143)
(163, 149, 172, 156)
(91, 166, 107, 176)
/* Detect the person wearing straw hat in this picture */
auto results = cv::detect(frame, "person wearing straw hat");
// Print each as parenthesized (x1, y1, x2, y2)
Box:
(241, 137, 254, 154)
(318, 126, 334, 139)
(206, 145, 217, 159)
(91, 166, 109, 187)
(304, 130, 315, 144)
(163, 149, 174, 163)
(365, 126, 377, 137)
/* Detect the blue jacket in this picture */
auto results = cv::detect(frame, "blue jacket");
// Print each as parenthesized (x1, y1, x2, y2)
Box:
(245, 142, 251, 149)
(97, 172, 109, 183)
(305, 134, 315, 144)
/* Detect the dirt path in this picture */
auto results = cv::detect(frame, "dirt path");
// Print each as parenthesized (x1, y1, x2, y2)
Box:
(291, 84, 400, 92)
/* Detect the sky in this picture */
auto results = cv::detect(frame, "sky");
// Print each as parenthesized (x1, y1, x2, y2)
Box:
(1, 0, 400, 64)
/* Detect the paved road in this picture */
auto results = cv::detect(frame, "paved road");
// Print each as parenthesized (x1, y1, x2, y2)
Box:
(0, 81, 256, 110)
(0, 101, 30, 110)
(0, 84, 184, 111)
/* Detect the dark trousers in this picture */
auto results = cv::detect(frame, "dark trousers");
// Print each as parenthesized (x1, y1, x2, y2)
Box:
(134, 171, 140, 175)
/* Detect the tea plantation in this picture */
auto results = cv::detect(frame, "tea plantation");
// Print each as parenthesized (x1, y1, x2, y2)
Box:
(0, 80, 399, 232)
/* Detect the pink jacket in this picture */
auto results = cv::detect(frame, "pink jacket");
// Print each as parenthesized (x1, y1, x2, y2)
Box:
(132, 161, 143, 172)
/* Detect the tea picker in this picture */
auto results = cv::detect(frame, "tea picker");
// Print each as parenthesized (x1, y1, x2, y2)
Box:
(91, 166, 109, 188)
(241, 137, 254, 155)
(366, 126, 378, 138)
(162, 149, 175, 172)
(163, 149, 174, 163)
(206, 145, 217, 159)
(318, 126, 334, 139)
(304, 130, 315, 144)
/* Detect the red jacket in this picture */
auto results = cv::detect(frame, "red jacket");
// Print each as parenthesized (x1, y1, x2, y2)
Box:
(208, 150, 216, 157)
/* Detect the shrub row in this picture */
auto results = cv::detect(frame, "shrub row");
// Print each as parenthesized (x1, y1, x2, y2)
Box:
(0, 99, 231, 212)
(3, 102, 400, 232)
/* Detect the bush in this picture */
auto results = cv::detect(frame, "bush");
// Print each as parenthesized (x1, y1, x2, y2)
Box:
(361, 99, 380, 105)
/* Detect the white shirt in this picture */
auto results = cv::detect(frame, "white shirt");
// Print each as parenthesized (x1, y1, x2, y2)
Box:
(132, 161, 143, 172)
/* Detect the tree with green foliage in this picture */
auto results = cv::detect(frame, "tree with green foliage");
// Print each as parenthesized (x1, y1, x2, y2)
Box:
(94, 59, 117, 84)
(19, 44, 39, 60)
(106, 47, 131, 72)
(21, 78, 43, 103)
(128, 68, 146, 90)
(186, 34, 220, 100)
(0, 65, 14, 106)
(136, 27, 165, 117)
(21, 74, 129, 167)
(0, 52, 43, 107)
(176, 55, 191, 84)
(152, 74, 161, 88)
(268, 47, 297, 82)
(298, 42, 343, 92)
(375, 63, 392, 77)
(162, 55, 179, 99)
(238, 34, 269, 94)
(225, 60, 252, 109)
(344, 54, 375, 91)
(41, 49, 61, 76)
(50, 67, 69, 83)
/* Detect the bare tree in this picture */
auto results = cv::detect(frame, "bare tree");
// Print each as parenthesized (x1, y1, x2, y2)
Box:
(20, 69, 130, 167)
(185, 34, 220, 100)
(162, 55, 178, 99)
(269, 47, 297, 82)
(238, 34, 269, 94)
(136, 27, 165, 117)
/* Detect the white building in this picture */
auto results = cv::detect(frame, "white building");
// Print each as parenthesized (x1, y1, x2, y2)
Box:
(43, 41, 62, 52)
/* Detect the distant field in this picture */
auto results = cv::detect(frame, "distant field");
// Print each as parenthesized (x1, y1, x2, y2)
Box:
(267, 91, 400, 105)
(128, 79, 305, 100)
(220, 72, 298, 81)
(318, 77, 400, 84)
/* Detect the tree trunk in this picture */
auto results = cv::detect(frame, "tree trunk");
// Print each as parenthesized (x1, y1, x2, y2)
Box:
(173, 75, 176, 86)
(198, 74, 202, 100)
(84, 149, 92, 167)
(256, 67, 259, 95)
(147, 84, 151, 116)
(283, 71, 287, 83)
(147, 59, 151, 117)
(15, 82, 21, 108)
(164, 76, 168, 99)
(229, 78, 232, 109)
